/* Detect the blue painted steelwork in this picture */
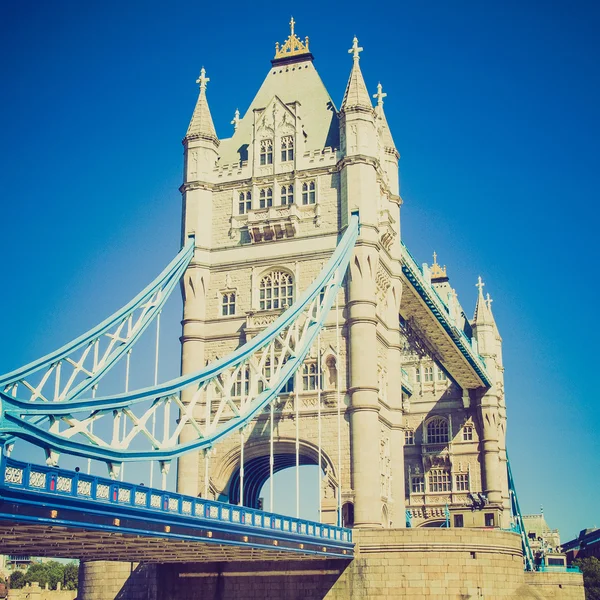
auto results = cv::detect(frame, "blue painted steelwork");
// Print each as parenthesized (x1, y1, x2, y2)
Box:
(400, 242, 491, 387)
(0, 216, 360, 467)
(405, 510, 412, 528)
(507, 456, 535, 571)
(0, 456, 353, 557)
(401, 368, 413, 395)
(537, 565, 581, 574)
(0, 239, 195, 398)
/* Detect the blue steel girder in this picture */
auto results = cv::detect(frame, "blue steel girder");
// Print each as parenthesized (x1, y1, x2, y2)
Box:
(0, 457, 353, 561)
(399, 242, 491, 389)
(0, 216, 360, 472)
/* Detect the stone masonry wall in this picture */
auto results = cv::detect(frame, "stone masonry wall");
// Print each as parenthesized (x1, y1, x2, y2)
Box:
(78, 529, 585, 600)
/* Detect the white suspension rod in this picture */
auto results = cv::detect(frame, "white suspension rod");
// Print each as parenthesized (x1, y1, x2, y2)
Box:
(317, 332, 322, 523)
(336, 282, 343, 527)
(204, 449, 210, 499)
(149, 312, 161, 488)
(295, 358, 300, 519)
(240, 428, 245, 507)
(270, 400, 274, 512)
(87, 385, 97, 475)
(121, 349, 131, 482)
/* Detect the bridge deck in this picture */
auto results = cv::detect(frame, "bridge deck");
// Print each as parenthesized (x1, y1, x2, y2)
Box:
(400, 243, 491, 389)
(0, 458, 353, 561)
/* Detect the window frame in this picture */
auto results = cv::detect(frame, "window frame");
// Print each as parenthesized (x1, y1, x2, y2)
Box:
(427, 468, 451, 493)
(259, 187, 273, 209)
(405, 430, 415, 446)
(221, 291, 236, 316)
(302, 361, 319, 391)
(238, 191, 252, 215)
(301, 180, 316, 205)
(281, 184, 294, 205)
(258, 270, 294, 311)
(260, 139, 273, 166)
(280, 135, 294, 162)
(426, 417, 449, 444)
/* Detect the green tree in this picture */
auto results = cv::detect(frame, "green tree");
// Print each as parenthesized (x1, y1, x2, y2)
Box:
(23, 561, 64, 590)
(9, 570, 25, 589)
(63, 562, 79, 590)
(574, 556, 600, 600)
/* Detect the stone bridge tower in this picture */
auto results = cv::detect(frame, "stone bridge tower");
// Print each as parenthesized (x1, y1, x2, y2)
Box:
(177, 22, 508, 530)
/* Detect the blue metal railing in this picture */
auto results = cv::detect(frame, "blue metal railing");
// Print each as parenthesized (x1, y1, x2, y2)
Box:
(537, 564, 581, 574)
(1, 457, 352, 546)
(400, 241, 491, 386)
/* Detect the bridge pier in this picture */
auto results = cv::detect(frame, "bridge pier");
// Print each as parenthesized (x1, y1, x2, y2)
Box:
(77, 530, 583, 599)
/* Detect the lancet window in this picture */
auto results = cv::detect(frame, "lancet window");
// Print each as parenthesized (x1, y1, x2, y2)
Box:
(233, 366, 250, 398)
(302, 362, 319, 391)
(411, 476, 424, 494)
(281, 136, 294, 162)
(260, 139, 273, 165)
(301, 181, 316, 204)
(281, 184, 294, 205)
(238, 191, 252, 215)
(428, 468, 451, 493)
(221, 292, 236, 316)
(259, 187, 273, 208)
(259, 271, 294, 310)
(424, 366, 434, 382)
(426, 417, 449, 444)
(455, 472, 470, 492)
(463, 425, 473, 441)
(405, 430, 415, 446)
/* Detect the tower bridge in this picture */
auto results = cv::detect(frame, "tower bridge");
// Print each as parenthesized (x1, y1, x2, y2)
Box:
(0, 21, 583, 600)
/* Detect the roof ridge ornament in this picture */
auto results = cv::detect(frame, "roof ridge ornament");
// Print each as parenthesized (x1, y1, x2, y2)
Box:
(274, 17, 311, 61)
(349, 36, 363, 62)
(196, 67, 210, 92)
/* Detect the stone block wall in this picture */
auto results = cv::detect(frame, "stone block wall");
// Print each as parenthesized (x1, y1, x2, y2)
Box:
(77, 528, 585, 600)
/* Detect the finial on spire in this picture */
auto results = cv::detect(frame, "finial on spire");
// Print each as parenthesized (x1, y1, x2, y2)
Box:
(486, 293, 493, 310)
(196, 67, 210, 91)
(476, 276, 485, 295)
(373, 82, 387, 107)
(430, 251, 448, 280)
(231, 109, 240, 132)
(274, 18, 311, 61)
(349, 36, 363, 62)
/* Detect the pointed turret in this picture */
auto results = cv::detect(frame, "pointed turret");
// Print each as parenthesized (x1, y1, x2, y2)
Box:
(373, 83, 396, 149)
(473, 276, 495, 326)
(341, 37, 373, 112)
(185, 68, 218, 143)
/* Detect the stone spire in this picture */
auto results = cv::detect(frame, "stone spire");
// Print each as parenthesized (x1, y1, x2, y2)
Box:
(373, 82, 397, 152)
(473, 276, 495, 326)
(186, 68, 218, 143)
(341, 37, 372, 112)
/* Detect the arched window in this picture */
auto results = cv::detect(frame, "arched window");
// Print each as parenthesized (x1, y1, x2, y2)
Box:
(426, 417, 449, 444)
(302, 362, 319, 391)
(281, 184, 294, 205)
(259, 187, 273, 209)
(221, 292, 236, 316)
(259, 271, 293, 310)
(281, 136, 294, 162)
(238, 191, 251, 214)
(301, 181, 316, 205)
(325, 356, 337, 390)
(424, 366, 434, 382)
(260, 139, 273, 165)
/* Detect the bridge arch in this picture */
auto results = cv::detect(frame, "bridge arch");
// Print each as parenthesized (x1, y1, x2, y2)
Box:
(212, 438, 338, 509)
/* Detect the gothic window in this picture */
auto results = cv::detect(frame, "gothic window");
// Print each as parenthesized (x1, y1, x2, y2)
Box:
(411, 476, 424, 494)
(437, 367, 447, 381)
(455, 473, 470, 492)
(426, 417, 449, 444)
(424, 366, 434, 382)
(221, 292, 236, 316)
(259, 187, 273, 208)
(301, 181, 316, 205)
(325, 356, 337, 390)
(259, 271, 294, 310)
(260, 139, 273, 165)
(302, 362, 319, 391)
(463, 425, 473, 441)
(415, 367, 421, 383)
(405, 430, 415, 446)
(281, 184, 294, 205)
(233, 366, 250, 398)
(281, 136, 294, 162)
(238, 191, 252, 214)
(428, 468, 451, 493)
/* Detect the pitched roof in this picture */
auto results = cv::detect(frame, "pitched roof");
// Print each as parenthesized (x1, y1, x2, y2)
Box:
(186, 68, 218, 142)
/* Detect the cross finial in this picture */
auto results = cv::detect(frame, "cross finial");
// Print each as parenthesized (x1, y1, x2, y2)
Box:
(373, 82, 387, 107)
(349, 36, 363, 62)
(476, 276, 485, 295)
(196, 67, 210, 91)
(231, 109, 240, 131)
(432, 251, 438, 265)
(486, 293, 493, 309)
(290, 16, 295, 36)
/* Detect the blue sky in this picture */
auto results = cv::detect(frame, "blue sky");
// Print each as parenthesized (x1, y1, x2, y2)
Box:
(1, 0, 598, 542)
